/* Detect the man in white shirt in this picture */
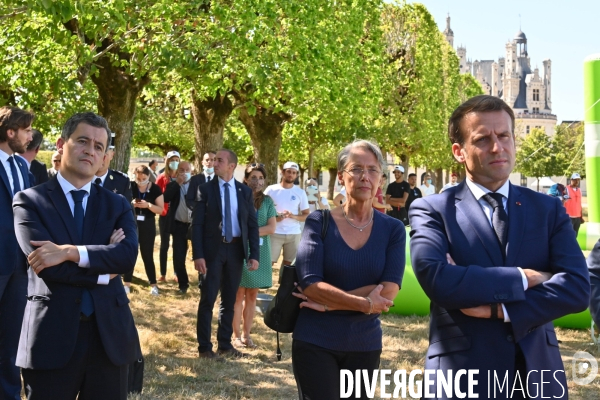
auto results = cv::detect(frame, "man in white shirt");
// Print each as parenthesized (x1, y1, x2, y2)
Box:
(264, 161, 310, 270)
(419, 172, 436, 196)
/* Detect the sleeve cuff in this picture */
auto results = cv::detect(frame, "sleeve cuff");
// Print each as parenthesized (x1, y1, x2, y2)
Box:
(502, 304, 511, 322)
(77, 246, 90, 268)
(517, 267, 528, 290)
(97, 274, 110, 285)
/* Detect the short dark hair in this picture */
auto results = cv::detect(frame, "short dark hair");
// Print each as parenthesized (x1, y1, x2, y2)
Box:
(135, 165, 151, 176)
(0, 106, 34, 143)
(61, 112, 111, 150)
(448, 95, 515, 145)
(408, 173, 416, 178)
(218, 148, 238, 166)
(27, 129, 44, 151)
(149, 160, 157, 167)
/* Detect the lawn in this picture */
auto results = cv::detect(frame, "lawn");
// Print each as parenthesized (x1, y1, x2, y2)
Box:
(121, 242, 600, 399)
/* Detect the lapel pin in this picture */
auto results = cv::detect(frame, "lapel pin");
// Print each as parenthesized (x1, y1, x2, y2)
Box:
(109, 175, 114, 180)
(516, 202, 521, 206)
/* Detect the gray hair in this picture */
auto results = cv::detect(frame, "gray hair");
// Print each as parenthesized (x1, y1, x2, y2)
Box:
(61, 112, 111, 151)
(337, 139, 386, 173)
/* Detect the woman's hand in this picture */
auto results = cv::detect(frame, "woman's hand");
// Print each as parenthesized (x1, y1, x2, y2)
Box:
(293, 284, 328, 312)
(366, 284, 394, 314)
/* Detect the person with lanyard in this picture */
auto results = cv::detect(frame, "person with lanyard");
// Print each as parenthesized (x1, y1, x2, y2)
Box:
(128, 165, 164, 295)
(155, 150, 180, 282)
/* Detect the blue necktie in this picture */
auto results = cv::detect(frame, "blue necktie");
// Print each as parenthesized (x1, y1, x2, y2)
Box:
(483, 193, 508, 255)
(7, 156, 22, 196)
(223, 182, 233, 242)
(71, 190, 94, 316)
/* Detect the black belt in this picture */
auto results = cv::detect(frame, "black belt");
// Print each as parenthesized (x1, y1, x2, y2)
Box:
(222, 236, 241, 243)
(80, 313, 95, 322)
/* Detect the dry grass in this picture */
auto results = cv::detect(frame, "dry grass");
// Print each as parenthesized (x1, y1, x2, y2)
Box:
(121, 242, 600, 399)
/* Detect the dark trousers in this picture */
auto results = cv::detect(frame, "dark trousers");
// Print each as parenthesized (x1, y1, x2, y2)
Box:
(0, 264, 27, 400)
(158, 216, 171, 277)
(292, 339, 381, 400)
(172, 220, 190, 291)
(196, 240, 244, 353)
(22, 319, 128, 400)
(571, 217, 582, 237)
(387, 207, 408, 226)
(124, 217, 158, 284)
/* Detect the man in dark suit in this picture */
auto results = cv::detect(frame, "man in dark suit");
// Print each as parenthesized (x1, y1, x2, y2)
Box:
(409, 95, 590, 399)
(20, 129, 49, 186)
(94, 132, 132, 203)
(186, 151, 216, 210)
(0, 106, 34, 400)
(13, 112, 141, 400)
(163, 161, 193, 294)
(47, 151, 60, 179)
(192, 149, 259, 359)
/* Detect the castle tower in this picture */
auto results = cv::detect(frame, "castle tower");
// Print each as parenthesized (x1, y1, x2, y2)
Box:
(543, 59, 552, 111)
(443, 14, 454, 48)
(502, 40, 520, 106)
(457, 46, 469, 74)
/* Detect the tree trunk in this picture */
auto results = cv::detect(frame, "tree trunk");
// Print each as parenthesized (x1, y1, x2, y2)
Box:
(328, 167, 337, 200)
(308, 147, 315, 180)
(237, 105, 291, 186)
(190, 91, 233, 171)
(91, 56, 149, 173)
(434, 168, 444, 193)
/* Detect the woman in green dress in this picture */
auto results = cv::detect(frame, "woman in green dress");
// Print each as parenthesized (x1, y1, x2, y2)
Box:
(232, 164, 277, 348)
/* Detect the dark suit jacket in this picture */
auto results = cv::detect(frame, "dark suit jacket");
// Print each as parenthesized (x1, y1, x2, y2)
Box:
(186, 173, 207, 210)
(409, 182, 590, 399)
(30, 159, 48, 186)
(1, 154, 33, 276)
(101, 169, 132, 203)
(586, 242, 600, 327)
(191, 177, 259, 263)
(13, 179, 141, 369)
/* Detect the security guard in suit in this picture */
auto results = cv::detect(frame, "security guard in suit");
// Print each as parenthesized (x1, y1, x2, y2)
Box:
(94, 132, 132, 203)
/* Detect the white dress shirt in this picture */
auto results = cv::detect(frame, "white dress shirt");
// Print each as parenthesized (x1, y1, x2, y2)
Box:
(204, 172, 215, 182)
(95, 170, 109, 186)
(0, 148, 25, 194)
(218, 176, 241, 238)
(464, 178, 528, 322)
(56, 172, 109, 285)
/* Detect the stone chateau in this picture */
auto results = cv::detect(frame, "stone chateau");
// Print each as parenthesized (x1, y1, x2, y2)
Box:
(443, 15, 557, 136)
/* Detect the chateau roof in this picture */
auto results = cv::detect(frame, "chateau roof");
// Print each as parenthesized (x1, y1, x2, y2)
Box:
(514, 30, 527, 42)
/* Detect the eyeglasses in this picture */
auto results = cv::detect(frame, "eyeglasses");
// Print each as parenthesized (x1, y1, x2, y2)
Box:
(250, 163, 264, 168)
(343, 168, 382, 178)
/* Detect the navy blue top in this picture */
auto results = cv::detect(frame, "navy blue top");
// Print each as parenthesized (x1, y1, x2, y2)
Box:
(293, 210, 406, 351)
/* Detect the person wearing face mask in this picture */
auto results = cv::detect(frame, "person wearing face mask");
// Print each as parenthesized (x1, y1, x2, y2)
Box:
(305, 178, 330, 213)
(163, 161, 193, 294)
(155, 150, 180, 282)
(419, 172, 436, 196)
(127, 165, 165, 295)
(186, 151, 216, 211)
(232, 164, 277, 349)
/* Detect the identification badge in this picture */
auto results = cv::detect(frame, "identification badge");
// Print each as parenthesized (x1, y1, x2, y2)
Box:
(259, 237, 264, 246)
(137, 215, 146, 221)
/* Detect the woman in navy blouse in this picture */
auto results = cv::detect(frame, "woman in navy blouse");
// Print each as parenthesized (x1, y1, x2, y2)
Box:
(292, 140, 406, 400)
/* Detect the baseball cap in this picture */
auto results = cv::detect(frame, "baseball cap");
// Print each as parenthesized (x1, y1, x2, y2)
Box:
(451, 172, 458, 177)
(283, 161, 299, 172)
(571, 173, 581, 180)
(166, 150, 181, 159)
(393, 165, 404, 173)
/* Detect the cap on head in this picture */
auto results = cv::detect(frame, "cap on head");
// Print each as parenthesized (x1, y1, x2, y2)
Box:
(451, 172, 458, 177)
(393, 166, 404, 173)
(283, 161, 299, 172)
(571, 173, 581, 180)
(166, 150, 181, 159)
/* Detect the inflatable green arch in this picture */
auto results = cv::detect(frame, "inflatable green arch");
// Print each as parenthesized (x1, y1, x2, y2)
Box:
(389, 228, 591, 329)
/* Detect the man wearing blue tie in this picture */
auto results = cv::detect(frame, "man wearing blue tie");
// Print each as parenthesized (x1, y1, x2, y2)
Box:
(192, 149, 260, 359)
(409, 95, 590, 399)
(12, 112, 140, 400)
(0, 106, 34, 400)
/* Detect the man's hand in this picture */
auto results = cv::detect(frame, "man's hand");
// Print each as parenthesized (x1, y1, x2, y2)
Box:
(194, 258, 207, 274)
(522, 269, 553, 288)
(176, 172, 186, 185)
(28, 241, 79, 275)
(109, 228, 125, 244)
(461, 304, 504, 319)
(247, 259, 259, 271)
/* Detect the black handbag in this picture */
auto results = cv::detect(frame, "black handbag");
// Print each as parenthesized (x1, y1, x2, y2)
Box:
(264, 209, 330, 360)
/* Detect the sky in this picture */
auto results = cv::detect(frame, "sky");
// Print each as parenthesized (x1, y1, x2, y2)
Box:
(412, 0, 600, 122)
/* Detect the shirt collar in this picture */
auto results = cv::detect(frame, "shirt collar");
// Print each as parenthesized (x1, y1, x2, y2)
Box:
(465, 178, 510, 201)
(0, 148, 14, 162)
(95, 170, 109, 185)
(57, 172, 93, 196)
(218, 175, 236, 188)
